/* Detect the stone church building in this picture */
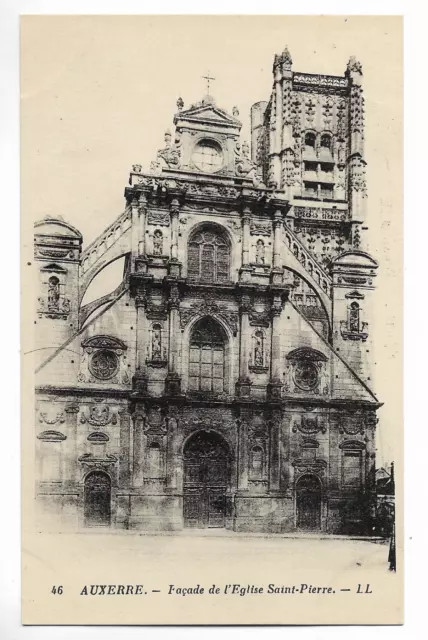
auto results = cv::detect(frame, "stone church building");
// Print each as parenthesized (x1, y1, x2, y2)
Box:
(34, 48, 381, 534)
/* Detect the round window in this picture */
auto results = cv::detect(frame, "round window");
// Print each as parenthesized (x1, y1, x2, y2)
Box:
(294, 361, 319, 391)
(89, 349, 119, 380)
(192, 140, 223, 173)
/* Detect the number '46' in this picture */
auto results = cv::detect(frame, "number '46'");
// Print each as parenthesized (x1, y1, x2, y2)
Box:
(51, 586, 63, 595)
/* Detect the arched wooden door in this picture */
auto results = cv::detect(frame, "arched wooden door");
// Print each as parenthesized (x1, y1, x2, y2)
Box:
(183, 431, 230, 529)
(296, 474, 322, 531)
(84, 471, 111, 527)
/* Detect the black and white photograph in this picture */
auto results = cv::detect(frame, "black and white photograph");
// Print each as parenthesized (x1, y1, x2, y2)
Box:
(20, 14, 403, 625)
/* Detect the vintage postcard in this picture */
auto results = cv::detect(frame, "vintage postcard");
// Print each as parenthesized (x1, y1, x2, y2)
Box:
(21, 15, 403, 625)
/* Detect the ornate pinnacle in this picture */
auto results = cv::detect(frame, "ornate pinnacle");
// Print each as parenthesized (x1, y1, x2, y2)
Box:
(346, 56, 363, 76)
(281, 45, 292, 65)
(176, 97, 184, 111)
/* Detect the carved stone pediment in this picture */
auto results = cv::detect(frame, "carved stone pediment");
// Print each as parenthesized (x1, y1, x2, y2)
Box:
(81, 335, 127, 351)
(78, 453, 117, 467)
(37, 430, 66, 442)
(292, 458, 327, 475)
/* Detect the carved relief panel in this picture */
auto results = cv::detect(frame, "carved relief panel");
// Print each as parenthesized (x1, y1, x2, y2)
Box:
(78, 336, 131, 385)
(284, 347, 330, 396)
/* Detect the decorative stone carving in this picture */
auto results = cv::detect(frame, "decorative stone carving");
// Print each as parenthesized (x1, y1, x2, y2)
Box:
(250, 221, 271, 236)
(345, 290, 365, 300)
(79, 336, 130, 385)
(156, 129, 181, 168)
(346, 56, 363, 76)
(80, 405, 118, 427)
(294, 206, 350, 222)
(180, 300, 239, 335)
(38, 411, 65, 425)
(37, 295, 71, 320)
(147, 210, 170, 226)
(145, 300, 168, 321)
(78, 453, 118, 467)
(182, 409, 236, 433)
(292, 415, 327, 434)
(292, 458, 327, 476)
(249, 309, 270, 328)
(235, 141, 257, 177)
(338, 414, 364, 436)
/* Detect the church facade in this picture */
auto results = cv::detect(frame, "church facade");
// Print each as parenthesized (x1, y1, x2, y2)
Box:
(34, 48, 381, 534)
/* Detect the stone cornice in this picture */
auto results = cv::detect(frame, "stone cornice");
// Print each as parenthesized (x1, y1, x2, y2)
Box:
(35, 385, 382, 410)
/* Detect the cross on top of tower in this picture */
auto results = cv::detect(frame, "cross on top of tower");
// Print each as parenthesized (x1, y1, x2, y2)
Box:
(202, 71, 216, 95)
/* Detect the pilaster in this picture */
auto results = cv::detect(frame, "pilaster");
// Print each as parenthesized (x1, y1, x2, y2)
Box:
(168, 198, 182, 277)
(236, 293, 252, 397)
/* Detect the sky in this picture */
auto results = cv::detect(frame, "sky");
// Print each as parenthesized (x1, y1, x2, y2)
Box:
(21, 15, 402, 466)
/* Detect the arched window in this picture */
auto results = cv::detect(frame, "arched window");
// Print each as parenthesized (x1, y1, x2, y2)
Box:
(320, 133, 332, 149)
(189, 317, 226, 393)
(349, 302, 360, 333)
(250, 446, 264, 480)
(187, 228, 230, 283)
(305, 132, 316, 148)
(153, 230, 163, 256)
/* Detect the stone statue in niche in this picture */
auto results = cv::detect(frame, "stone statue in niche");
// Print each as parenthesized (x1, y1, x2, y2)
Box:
(254, 331, 264, 367)
(349, 302, 360, 332)
(255, 239, 265, 264)
(153, 230, 163, 256)
(48, 276, 60, 310)
(152, 324, 162, 360)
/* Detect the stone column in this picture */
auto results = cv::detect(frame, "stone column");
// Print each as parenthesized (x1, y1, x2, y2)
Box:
(167, 198, 182, 278)
(236, 293, 252, 397)
(237, 418, 249, 491)
(138, 194, 147, 256)
(239, 208, 252, 283)
(272, 209, 283, 270)
(165, 282, 182, 395)
(131, 198, 140, 262)
(268, 293, 283, 400)
(170, 198, 179, 260)
(242, 208, 251, 266)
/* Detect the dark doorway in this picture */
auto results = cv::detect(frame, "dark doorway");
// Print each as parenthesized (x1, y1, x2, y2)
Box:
(183, 431, 230, 529)
(296, 474, 322, 531)
(84, 471, 111, 527)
